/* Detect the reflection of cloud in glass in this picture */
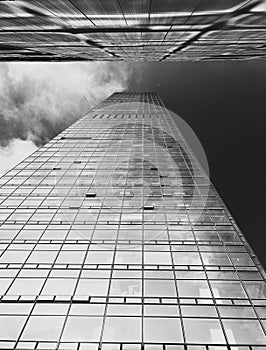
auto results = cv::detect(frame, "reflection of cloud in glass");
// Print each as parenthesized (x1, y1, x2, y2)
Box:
(55, 101, 210, 243)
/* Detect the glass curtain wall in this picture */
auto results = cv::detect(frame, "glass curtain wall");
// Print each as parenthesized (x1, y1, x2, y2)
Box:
(0, 92, 265, 349)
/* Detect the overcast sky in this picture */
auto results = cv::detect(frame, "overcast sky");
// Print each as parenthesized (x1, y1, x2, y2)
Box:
(0, 60, 265, 267)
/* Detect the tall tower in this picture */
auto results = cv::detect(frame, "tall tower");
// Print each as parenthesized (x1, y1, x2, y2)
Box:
(0, 0, 265, 61)
(0, 92, 265, 349)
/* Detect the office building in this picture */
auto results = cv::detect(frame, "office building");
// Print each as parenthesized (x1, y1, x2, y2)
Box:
(0, 0, 265, 61)
(0, 92, 265, 349)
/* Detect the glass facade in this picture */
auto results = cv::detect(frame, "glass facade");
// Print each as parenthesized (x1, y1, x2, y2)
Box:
(0, 0, 265, 61)
(0, 92, 266, 349)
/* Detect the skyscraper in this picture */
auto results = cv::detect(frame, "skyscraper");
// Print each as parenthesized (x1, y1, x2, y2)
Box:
(0, 0, 265, 61)
(0, 92, 265, 349)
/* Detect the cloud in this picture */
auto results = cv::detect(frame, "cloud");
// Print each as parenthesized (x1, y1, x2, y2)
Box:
(0, 62, 133, 148)
(0, 139, 37, 176)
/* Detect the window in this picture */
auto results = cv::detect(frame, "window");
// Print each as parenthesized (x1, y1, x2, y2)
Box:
(110, 279, 142, 296)
(229, 253, 254, 266)
(0, 303, 32, 315)
(0, 316, 26, 340)
(218, 306, 256, 318)
(41, 279, 77, 296)
(85, 251, 114, 264)
(181, 305, 217, 317)
(144, 252, 171, 265)
(169, 230, 194, 241)
(207, 271, 238, 280)
(210, 281, 247, 298)
(56, 251, 86, 264)
(102, 317, 141, 342)
(177, 280, 211, 298)
(255, 307, 266, 318)
(144, 318, 183, 343)
(0, 250, 30, 264)
(107, 304, 141, 316)
(21, 316, 65, 341)
(183, 318, 226, 344)
(172, 252, 201, 265)
(70, 304, 105, 316)
(75, 279, 109, 296)
(62, 316, 103, 341)
(42, 229, 67, 240)
(145, 280, 176, 297)
(144, 305, 179, 317)
(17, 229, 44, 240)
(115, 251, 142, 264)
(223, 320, 266, 344)
(33, 303, 68, 315)
(27, 251, 57, 264)
(0, 278, 12, 294)
(243, 281, 266, 299)
(201, 253, 231, 266)
(7, 278, 44, 296)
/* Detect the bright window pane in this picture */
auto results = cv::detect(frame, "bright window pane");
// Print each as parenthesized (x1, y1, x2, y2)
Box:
(0, 251, 30, 263)
(75, 279, 109, 296)
(56, 251, 85, 264)
(27, 251, 57, 263)
(102, 317, 141, 342)
(177, 280, 211, 297)
(218, 306, 256, 318)
(0, 279, 12, 294)
(41, 279, 76, 295)
(201, 253, 231, 266)
(115, 251, 142, 264)
(144, 252, 171, 265)
(184, 318, 226, 344)
(33, 303, 68, 315)
(145, 280, 176, 297)
(181, 305, 217, 317)
(144, 305, 179, 317)
(223, 320, 266, 344)
(21, 316, 64, 341)
(7, 278, 44, 295)
(0, 316, 26, 340)
(107, 304, 142, 316)
(70, 304, 105, 316)
(243, 281, 266, 299)
(144, 318, 183, 343)
(62, 316, 103, 341)
(172, 252, 201, 265)
(110, 279, 142, 296)
(85, 251, 114, 264)
(210, 281, 246, 298)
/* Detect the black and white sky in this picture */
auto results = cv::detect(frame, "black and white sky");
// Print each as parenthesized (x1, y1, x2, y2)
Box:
(0, 61, 265, 267)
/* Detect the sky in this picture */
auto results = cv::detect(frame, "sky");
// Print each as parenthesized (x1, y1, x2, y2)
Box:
(128, 60, 266, 268)
(0, 60, 265, 267)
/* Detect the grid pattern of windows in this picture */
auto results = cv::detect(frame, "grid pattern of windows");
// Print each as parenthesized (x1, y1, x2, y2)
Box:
(0, 1, 265, 61)
(0, 92, 265, 349)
